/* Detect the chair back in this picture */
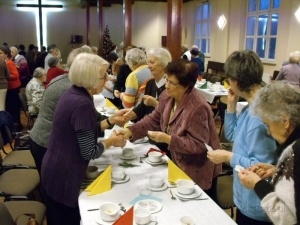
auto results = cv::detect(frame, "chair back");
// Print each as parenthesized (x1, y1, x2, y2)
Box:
(209, 75, 222, 83)
(19, 91, 29, 117)
(0, 203, 15, 225)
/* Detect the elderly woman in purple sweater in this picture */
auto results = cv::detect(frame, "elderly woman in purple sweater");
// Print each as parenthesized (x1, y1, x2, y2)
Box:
(118, 59, 221, 195)
(41, 53, 126, 225)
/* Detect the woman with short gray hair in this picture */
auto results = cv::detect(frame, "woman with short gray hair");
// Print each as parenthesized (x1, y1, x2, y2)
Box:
(276, 51, 300, 87)
(121, 48, 152, 108)
(238, 81, 300, 225)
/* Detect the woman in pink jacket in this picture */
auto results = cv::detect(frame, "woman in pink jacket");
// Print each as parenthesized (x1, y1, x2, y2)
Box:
(118, 59, 221, 195)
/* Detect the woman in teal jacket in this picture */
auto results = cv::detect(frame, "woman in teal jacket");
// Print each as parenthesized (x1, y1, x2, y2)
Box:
(208, 50, 277, 225)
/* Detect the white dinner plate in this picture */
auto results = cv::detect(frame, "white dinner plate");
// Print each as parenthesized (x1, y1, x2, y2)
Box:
(134, 199, 163, 214)
(112, 174, 130, 184)
(144, 158, 167, 166)
(146, 182, 168, 192)
(120, 154, 137, 160)
(174, 189, 202, 199)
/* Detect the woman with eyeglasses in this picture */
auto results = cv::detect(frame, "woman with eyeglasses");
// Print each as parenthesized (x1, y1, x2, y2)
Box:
(117, 59, 221, 194)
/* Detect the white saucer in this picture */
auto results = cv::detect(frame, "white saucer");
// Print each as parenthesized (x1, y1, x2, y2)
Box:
(133, 137, 149, 144)
(95, 212, 123, 225)
(174, 189, 202, 199)
(146, 182, 168, 192)
(144, 158, 167, 166)
(112, 174, 130, 184)
(120, 154, 137, 160)
(134, 199, 163, 214)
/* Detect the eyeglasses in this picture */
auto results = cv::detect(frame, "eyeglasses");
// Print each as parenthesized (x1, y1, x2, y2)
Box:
(99, 73, 108, 80)
(164, 75, 179, 87)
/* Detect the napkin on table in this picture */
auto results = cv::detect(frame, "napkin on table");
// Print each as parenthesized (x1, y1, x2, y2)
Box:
(223, 81, 230, 89)
(85, 165, 112, 196)
(106, 98, 117, 109)
(168, 159, 192, 183)
(112, 206, 134, 225)
(200, 81, 207, 89)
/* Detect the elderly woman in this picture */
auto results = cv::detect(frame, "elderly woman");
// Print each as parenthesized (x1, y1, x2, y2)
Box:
(10, 46, 31, 87)
(0, 46, 22, 131)
(238, 82, 300, 225)
(41, 53, 126, 225)
(125, 47, 172, 122)
(25, 67, 46, 114)
(118, 59, 221, 193)
(276, 51, 300, 87)
(207, 50, 277, 225)
(120, 48, 152, 108)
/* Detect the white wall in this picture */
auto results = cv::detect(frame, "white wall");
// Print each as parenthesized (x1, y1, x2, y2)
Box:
(1, 0, 300, 77)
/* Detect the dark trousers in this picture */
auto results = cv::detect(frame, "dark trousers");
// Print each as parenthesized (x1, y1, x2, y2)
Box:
(5, 87, 21, 130)
(236, 208, 273, 225)
(29, 138, 47, 176)
(43, 190, 80, 225)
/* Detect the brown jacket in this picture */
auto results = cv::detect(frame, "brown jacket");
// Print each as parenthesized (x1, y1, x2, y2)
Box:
(0, 58, 9, 89)
(130, 88, 221, 190)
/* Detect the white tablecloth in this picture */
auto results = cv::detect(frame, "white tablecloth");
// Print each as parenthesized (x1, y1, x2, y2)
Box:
(78, 130, 237, 225)
(196, 87, 228, 104)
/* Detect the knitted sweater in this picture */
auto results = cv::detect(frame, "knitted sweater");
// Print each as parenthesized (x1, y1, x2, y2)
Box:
(30, 74, 70, 147)
(254, 126, 300, 225)
(122, 64, 152, 108)
(225, 105, 277, 221)
(41, 86, 103, 207)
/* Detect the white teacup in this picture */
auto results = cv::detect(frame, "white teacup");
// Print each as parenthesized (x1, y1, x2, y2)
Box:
(122, 148, 134, 158)
(148, 152, 163, 163)
(99, 202, 121, 222)
(106, 107, 116, 114)
(134, 208, 156, 225)
(149, 175, 164, 188)
(180, 216, 196, 225)
(177, 179, 195, 195)
(112, 168, 125, 180)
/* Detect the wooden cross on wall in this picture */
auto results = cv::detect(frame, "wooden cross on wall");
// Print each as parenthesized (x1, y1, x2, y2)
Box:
(16, 0, 63, 48)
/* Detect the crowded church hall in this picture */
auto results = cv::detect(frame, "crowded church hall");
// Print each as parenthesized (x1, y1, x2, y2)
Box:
(1, 0, 300, 224)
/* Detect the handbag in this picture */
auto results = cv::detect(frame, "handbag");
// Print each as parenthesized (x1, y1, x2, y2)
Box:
(15, 213, 39, 225)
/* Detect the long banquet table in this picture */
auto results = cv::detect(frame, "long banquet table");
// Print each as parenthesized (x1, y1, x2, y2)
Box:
(78, 129, 237, 225)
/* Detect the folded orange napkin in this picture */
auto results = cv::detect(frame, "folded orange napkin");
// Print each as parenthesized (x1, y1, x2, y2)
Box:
(112, 206, 134, 225)
(168, 159, 192, 183)
(85, 165, 112, 196)
(106, 99, 117, 109)
(145, 148, 166, 157)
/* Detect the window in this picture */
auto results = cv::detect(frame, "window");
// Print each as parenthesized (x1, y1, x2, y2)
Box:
(245, 0, 280, 61)
(194, 2, 212, 55)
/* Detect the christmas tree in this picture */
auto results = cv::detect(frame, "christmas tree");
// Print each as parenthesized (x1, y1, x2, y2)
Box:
(103, 25, 115, 59)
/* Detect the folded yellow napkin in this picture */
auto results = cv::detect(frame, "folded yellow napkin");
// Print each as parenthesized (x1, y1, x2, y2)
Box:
(106, 99, 117, 108)
(224, 81, 230, 89)
(85, 165, 112, 196)
(168, 159, 192, 183)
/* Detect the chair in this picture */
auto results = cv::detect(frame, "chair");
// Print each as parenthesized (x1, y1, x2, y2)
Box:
(0, 126, 36, 171)
(212, 171, 235, 218)
(19, 91, 38, 129)
(272, 70, 280, 80)
(0, 155, 40, 201)
(209, 75, 222, 84)
(0, 201, 46, 225)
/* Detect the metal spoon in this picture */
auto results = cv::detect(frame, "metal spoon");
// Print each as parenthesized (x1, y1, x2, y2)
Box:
(169, 190, 176, 200)
(139, 157, 144, 163)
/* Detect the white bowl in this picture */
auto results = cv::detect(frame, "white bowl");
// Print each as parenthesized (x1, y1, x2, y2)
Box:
(149, 175, 164, 188)
(148, 152, 163, 163)
(180, 216, 196, 225)
(99, 202, 120, 222)
(112, 168, 125, 180)
(122, 148, 134, 158)
(177, 179, 195, 195)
